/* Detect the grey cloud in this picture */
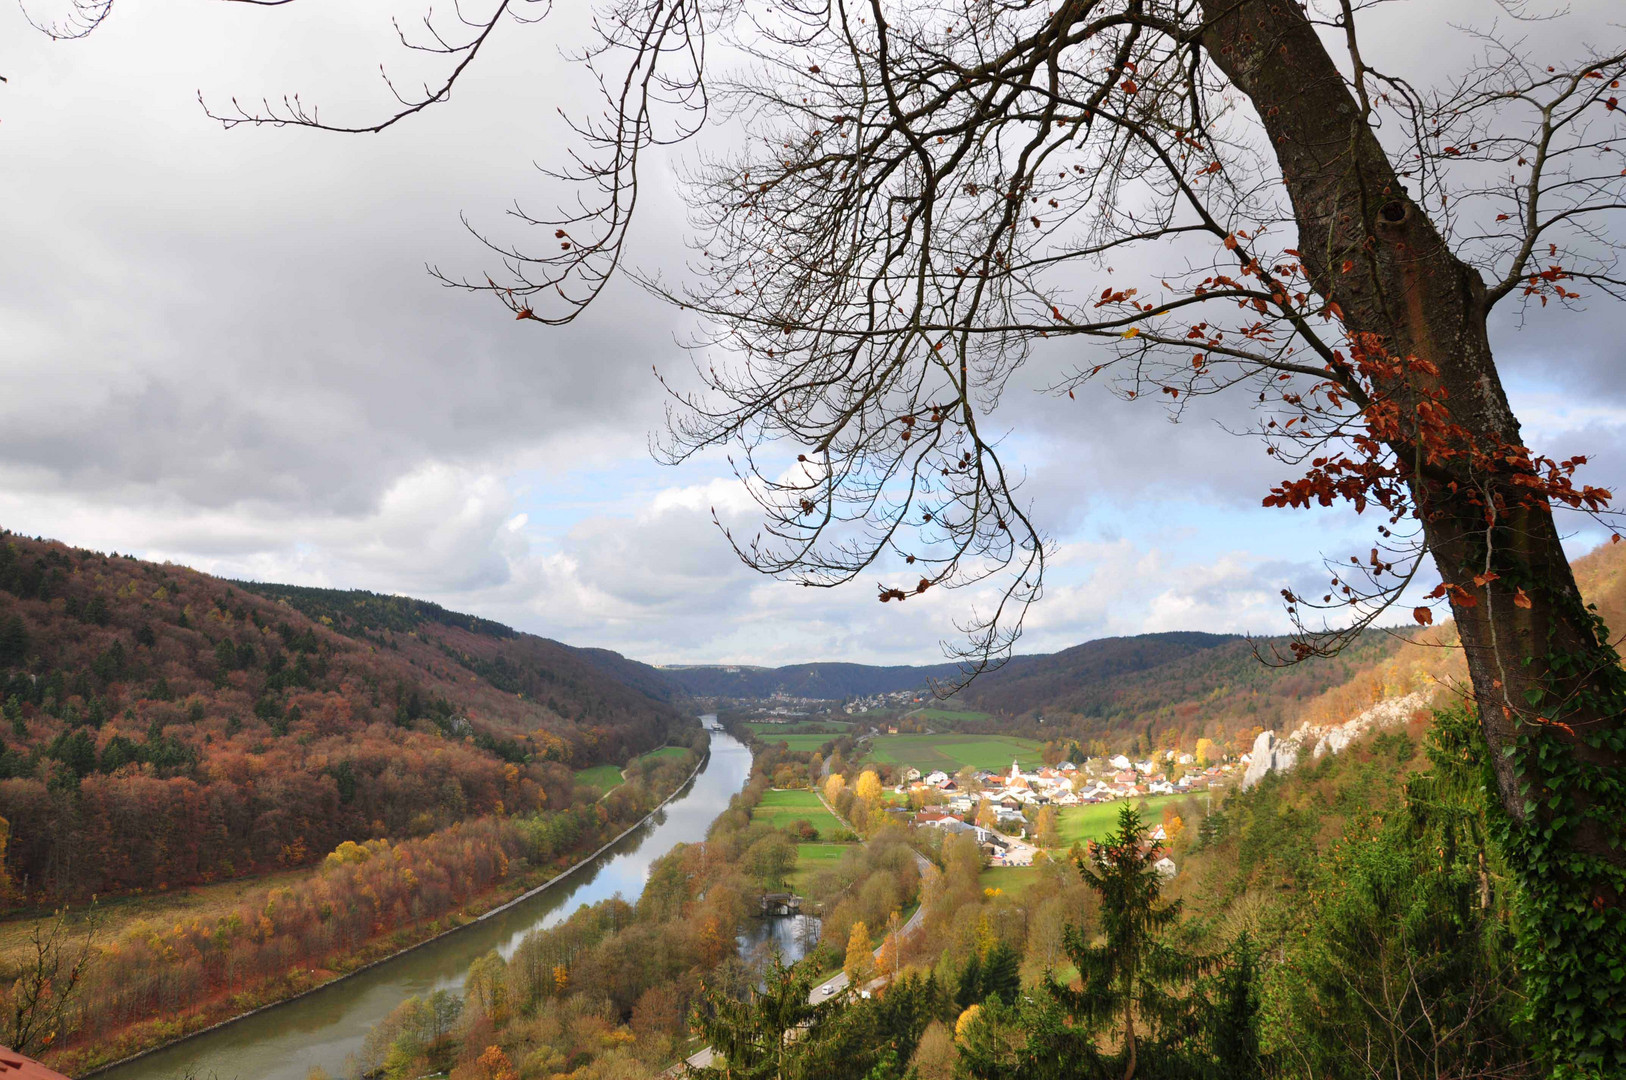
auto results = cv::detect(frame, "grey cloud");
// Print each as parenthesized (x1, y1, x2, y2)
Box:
(3, 0, 1624, 666)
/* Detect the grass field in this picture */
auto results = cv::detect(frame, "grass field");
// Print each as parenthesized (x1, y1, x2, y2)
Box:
(752, 789, 848, 837)
(744, 720, 852, 734)
(632, 746, 690, 767)
(574, 764, 624, 796)
(0, 867, 310, 975)
(908, 708, 992, 725)
(1054, 794, 1191, 847)
(979, 865, 1042, 897)
(788, 842, 852, 891)
(863, 733, 1045, 774)
(751, 732, 846, 752)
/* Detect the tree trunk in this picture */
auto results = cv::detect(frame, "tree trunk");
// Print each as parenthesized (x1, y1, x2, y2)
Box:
(1198, 0, 1626, 1068)
(1122, 999, 1136, 1080)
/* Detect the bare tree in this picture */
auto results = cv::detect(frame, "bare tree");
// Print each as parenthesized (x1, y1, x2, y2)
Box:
(28, 0, 1626, 1067)
(0, 906, 99, 1055)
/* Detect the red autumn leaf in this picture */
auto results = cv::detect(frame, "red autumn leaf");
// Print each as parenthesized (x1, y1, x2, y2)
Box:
(1224, 233, 1239, 250)
(515, 308, 533, 320)
(1514, 587, 1533, 609)
(1122, 79, 1139, 94)
(1413, 606, 1434, 626)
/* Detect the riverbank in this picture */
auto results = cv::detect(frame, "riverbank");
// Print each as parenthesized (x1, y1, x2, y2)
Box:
(80, 726, 751, 1080)
(68, 749, 708, 1079)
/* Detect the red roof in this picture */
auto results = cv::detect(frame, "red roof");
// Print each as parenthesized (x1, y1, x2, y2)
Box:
(0, 1049, 71, 1080)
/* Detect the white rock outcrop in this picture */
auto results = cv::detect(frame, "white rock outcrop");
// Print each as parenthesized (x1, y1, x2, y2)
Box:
(1239, 690, 1432, 790)
(1240, 730, 1297, 790)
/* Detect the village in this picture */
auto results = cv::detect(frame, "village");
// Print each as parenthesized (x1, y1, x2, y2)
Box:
(898, 753, 1239, 876)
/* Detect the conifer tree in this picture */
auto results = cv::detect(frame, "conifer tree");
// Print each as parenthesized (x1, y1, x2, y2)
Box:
(0, 616, 27, 668)
(690, 953, 824, 1080)
(954, 952, 982, 1014)
(1052, 805, 1202, 1080)
(1204, 933, 1262, 1080)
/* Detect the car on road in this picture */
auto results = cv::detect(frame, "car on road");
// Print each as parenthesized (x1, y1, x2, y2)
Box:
(821, 985, 836, 996)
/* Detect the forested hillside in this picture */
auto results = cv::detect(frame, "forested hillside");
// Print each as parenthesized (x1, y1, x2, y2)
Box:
(955, 629, 1411, 752)
(661, 660, 962, 700)
(0, 531, 690, 905)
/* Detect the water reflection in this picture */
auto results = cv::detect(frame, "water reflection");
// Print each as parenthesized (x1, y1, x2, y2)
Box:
(94, 721, 750, 1080)
(738, 913, 822, 968)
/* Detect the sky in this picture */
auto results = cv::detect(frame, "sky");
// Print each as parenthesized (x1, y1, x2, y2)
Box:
(1, 0, 1623, 667)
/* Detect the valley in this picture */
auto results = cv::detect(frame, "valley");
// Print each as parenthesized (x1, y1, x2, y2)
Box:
(5, 534, 1626, 1075)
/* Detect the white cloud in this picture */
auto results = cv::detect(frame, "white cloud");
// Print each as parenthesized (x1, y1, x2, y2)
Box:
(3, 0, 1624, 669)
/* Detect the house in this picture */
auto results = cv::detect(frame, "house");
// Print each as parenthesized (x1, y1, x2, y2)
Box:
(903, 767, 922, 783)
(1153, 857, 1178, 880)
(924, 770, 951, 787)
(915, 810, 960, 827)
(937, 819, 994, 844)
(1109, 754, 1132, 770)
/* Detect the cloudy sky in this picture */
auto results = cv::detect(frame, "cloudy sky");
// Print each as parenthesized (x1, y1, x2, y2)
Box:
(2, 0, 1622, 666)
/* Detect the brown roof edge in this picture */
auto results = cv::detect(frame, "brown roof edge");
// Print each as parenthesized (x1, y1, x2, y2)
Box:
(0, 1048, 72, 1080)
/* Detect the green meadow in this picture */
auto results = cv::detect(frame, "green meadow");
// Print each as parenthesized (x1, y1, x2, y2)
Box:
(787, 842, 852, 891)
(978, 865, 1042, 897)
(752, 788, 848, 836)
(862, 733, 1045, 774)
(573, 763, 624, 796)
(750, 732, 847, 752)
(1054, 794, 1190, 847)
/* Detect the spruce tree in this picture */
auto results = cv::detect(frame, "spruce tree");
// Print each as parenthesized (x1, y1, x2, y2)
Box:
(1205, 933, 1262, 1080)
(0, 616, 27, 667)
(690, 954, 825, 1080)
(1051, 805, 1203, 1080)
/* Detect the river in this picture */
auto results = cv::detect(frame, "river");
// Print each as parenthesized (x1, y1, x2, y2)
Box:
(92, 721, 752, 1080)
